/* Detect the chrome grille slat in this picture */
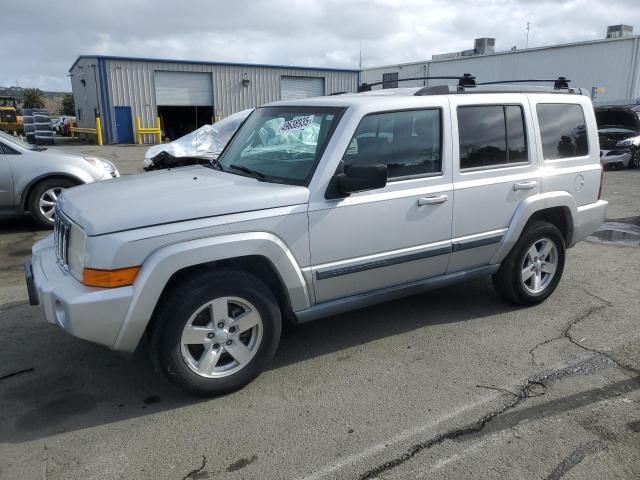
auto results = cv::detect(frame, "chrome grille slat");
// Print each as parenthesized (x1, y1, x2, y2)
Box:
(54, 208, 71, 271)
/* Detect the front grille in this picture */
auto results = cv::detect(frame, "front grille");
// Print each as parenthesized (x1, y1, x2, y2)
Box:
(53, 209, 71, 270)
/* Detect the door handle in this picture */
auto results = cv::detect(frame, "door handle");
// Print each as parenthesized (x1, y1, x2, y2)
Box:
(513, 180, 538, 191)
(417, 194, 448, 206)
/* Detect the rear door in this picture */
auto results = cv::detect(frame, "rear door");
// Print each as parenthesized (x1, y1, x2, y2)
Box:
(449, 94, 540, 272)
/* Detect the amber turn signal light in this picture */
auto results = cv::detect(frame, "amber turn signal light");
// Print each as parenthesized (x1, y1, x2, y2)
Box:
(82, 266, 140, 288)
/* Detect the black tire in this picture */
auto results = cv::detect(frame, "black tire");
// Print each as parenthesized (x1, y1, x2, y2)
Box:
(629, 148, 640, 169)
(28, 177, 77, 228)
(150, 269, 282, 397)
(492, 220, 565, 306)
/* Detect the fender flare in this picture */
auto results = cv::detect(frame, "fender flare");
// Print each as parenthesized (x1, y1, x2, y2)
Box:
(113, 232, 310, 352)
(490, 191, 577, 264)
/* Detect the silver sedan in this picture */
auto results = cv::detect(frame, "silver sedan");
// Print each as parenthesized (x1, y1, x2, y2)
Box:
(0, 131, 118, 227)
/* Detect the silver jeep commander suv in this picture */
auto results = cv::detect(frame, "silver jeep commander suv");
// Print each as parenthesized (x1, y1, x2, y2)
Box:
(26, 77, 607, 396)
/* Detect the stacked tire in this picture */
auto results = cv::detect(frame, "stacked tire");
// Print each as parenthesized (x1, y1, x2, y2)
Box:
(33, 108, 54, 145)
(23, 108, 35, 144)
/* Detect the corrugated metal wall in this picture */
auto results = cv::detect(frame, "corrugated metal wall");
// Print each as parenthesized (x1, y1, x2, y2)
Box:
(101, 59, 358, 143)
(70, 57, 102, 131)
(361, 62, 428, 89)
(362, 36, 640, 104)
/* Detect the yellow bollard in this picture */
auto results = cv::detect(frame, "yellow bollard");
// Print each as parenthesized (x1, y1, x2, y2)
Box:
(155, 117, 161, 143)
(136, 117, 142, 145)
(95, 117, 103, 146)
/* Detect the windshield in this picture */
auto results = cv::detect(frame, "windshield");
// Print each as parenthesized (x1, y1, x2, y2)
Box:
(0, 131, 43, 151)
(217, 106, 345, 185)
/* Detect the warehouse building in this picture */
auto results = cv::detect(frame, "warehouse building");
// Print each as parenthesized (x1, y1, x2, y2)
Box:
(361, 25, 640, 105)
(69, 55, 358, 144)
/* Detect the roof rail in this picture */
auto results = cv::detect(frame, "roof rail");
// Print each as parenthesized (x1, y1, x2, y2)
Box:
(357, 74, 475, 92)
(414, 84, 589, 96)
(476, 76, 571, 89)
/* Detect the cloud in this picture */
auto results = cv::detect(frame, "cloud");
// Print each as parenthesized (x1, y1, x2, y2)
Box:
(1, 0, 638, 90)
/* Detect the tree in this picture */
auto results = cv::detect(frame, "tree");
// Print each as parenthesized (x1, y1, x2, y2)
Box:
(22, 88, 45, 109)
(61, 93, 75, 116)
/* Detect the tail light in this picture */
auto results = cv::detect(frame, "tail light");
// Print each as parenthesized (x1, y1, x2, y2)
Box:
(597, 164, 604, 200)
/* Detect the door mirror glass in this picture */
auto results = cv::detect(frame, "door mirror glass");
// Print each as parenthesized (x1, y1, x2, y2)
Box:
(337, 163, 387, 195)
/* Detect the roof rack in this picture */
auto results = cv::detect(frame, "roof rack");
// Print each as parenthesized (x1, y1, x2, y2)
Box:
(357, 74, 476, 92)
(413, 76, 589, 96)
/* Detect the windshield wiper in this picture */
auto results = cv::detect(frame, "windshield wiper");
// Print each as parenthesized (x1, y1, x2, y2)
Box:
(229, 164, 266, 181)
(208, 157, 223, 171)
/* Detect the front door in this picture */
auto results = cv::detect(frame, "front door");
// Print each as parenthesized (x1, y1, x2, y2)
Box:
(448, 95, 540, 272)
(114, 106, 134, 144)
(0, 146, 14, 209)
(308, 105, 453, 303)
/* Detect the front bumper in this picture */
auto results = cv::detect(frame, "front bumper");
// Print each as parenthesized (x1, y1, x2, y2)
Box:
(600, 150, 631, 168)
(28, 235, 133, 348)
(571, 200, 608, 246)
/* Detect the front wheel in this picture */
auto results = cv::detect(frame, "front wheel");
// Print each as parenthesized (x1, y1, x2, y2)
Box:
(28, 177, 77, 228)
(493, 221, 565, 305)
(150, 269, 282, 396)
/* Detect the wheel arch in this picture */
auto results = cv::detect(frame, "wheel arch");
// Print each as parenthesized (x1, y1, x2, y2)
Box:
(148, 255, 294, 335)
(21, 172, 86, 213)
(113, 232, 310, 352)
(491, 192, 577, 264)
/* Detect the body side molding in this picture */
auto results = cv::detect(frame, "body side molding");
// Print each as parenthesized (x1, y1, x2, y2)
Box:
(295, 264, 499, 323)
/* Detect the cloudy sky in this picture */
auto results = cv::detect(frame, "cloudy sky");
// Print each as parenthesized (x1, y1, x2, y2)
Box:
(2, 0, 639, 91)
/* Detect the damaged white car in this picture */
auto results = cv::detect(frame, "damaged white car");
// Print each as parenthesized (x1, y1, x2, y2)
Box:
(144, 109, 253, 171)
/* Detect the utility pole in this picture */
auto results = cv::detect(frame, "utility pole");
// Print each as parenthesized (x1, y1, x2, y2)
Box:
(359, 38, 362, 71)
(525, 22, 530, 49)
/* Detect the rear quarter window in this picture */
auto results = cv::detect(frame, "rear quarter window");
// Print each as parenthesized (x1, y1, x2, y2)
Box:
(536, 104, 589, 160)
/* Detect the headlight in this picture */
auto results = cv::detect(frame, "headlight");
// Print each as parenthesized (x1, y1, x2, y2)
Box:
(67, 223, 86, 280)
(616, 139, 632, 148)
(84, 156, 116, 172)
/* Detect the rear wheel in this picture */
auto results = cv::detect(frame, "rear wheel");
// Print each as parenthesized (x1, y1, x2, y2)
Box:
(28, 177, 77, 228)
(150, 269, 281, 396)
(493, 221, 565, 305)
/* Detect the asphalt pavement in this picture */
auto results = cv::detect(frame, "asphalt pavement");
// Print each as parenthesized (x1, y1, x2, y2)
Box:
(0, 144, 638, 479)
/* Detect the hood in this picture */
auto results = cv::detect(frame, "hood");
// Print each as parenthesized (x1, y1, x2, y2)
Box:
(58, 166, 310, 235)
(598, 127, 638, 150)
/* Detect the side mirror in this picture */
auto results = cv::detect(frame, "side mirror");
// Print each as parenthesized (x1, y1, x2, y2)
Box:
(337, 164, 387, 195)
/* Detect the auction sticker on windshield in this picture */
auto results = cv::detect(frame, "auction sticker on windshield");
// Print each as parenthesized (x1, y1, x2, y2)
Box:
(277, 115, 314, 135)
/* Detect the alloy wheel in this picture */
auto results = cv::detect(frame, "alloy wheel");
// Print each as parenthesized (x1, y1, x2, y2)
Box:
(180, 296, 263, 378)
(521, 237, 558, 294)
(38, 187, 65, 222)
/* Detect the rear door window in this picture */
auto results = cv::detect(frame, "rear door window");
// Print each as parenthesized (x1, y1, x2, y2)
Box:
(457, 105, 528, 170)
(536, 104, 588, 160)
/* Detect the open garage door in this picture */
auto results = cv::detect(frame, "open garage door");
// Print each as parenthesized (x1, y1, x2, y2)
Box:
(280, 76, 325, 100)
(155, 71, 214, 140)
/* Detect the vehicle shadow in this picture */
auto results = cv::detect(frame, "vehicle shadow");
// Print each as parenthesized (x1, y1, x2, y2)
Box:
(0, 275, 519, 444)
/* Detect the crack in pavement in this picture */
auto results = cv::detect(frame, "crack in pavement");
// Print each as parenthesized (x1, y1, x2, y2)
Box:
(359, 290, 638, 480)
(358, 379, 546, 480)
(544, 439, 608, 480)
(0, 301, 29, 316)
(0, 367, 34, 381)
(181, 455, 207, 480)
(528, 289, 625, 371)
